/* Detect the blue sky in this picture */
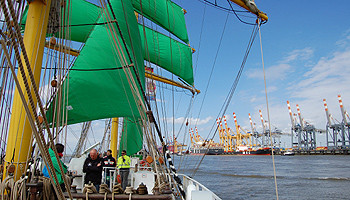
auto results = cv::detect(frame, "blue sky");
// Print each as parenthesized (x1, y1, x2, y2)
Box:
(161, 0, 350, 147)
(64, 0, 350, 153)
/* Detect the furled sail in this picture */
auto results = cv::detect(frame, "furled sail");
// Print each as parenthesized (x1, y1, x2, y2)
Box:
(46, 0, 145, 125)
(140, 25, 194, 85)
(131, 0, 189, 44)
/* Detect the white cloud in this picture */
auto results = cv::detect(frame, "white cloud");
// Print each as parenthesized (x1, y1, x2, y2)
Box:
(288, 50, 350, 127)
(247, 63, 292, 81)
(335, 29, 350, 48)
(165, 116, 213, 126)
(250, 96, 257, 103)
(262, 86, 278, 94)
(241, 49, 350, 147)
(283, 47, 314, 62)
(259, 50, 350, 140)
(247, 47, 314, 81)
(298, 51, 350, 88)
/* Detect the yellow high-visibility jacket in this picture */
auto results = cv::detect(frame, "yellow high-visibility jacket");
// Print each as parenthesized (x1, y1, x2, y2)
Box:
(117, 155, 131, 169)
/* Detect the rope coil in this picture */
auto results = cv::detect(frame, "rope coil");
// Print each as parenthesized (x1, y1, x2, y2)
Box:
(83, 182, 98, 200)
(99, 183, 111, 200)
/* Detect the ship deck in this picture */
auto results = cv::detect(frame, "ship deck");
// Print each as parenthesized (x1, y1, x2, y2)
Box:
(64, 193, 172, 199)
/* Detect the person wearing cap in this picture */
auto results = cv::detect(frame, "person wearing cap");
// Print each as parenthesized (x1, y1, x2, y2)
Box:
(42, 143, 68, 198)
(117, 150, 130, 190)
(102, 149, 116, 186)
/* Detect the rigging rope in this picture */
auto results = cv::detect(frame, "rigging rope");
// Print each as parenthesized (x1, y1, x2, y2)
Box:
(187, 11, 231, 174)
(106, 2, 186, 198)
(194, 12, 230, 128)
(258, 20, 279, 200)
(96, 3, 183, 198)
(226, 0, 257, 26)
(191, 22, 259, 177)
(0, 0, 72, 198)
(198, 0, 250, 14)
(193, 3, 206, 78)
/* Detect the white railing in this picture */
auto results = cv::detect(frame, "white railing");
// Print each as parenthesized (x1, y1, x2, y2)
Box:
(180, 174, 222, 200)
(102, 167, 118, 189)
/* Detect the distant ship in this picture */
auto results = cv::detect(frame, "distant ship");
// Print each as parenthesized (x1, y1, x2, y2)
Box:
(232, 146, 272, 155)
(190, 147, 225, 155)
(190, 146, 271, 155)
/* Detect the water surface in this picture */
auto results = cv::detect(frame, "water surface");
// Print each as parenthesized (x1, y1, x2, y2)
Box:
(176, 155, 350, 200)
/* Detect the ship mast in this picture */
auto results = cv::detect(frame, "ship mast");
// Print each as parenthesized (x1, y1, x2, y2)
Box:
(3, 0, 52, 181)
(110, 118, 119, 158)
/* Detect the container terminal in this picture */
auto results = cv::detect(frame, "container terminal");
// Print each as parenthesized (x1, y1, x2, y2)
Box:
(179, 95, 350, 156)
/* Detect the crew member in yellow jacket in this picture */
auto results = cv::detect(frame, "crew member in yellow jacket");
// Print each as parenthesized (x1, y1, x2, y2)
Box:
(117, 150, 131, 190)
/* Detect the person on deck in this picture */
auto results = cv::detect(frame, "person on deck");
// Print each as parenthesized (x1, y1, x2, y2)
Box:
(42, 143, 68, 198)
(83, 149, 103, 191)
(102, 149, 116, 186)
(117, 150, 131, 190)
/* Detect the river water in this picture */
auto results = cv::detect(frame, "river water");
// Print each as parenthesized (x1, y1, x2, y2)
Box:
(175, 155, 350, 200)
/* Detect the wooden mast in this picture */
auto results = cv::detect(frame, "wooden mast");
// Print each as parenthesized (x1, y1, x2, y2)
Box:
(4, 0, 52, 180)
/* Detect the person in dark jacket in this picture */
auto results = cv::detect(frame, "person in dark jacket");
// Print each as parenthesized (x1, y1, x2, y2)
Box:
(102, 149, 116, 186)
(83, 149, 103, 191)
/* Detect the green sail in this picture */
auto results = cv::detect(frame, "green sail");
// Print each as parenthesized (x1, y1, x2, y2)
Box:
(131, 0, 189, 44)
(22, 1, 193, 85)
(119, 118, 143, 156)
(21, 0, 101, 43)
(140, 25, 194, 85)
(61, 0, 101, 42)
(47, 0, 145, 125)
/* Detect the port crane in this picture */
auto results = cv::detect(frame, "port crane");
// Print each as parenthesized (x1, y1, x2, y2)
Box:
(248, 113, 261, 147)
(217, 113, 254, 152)
(189, 127, 220, 153)
(217, 116, 236, 152)
(287, 101, 319, 150)
(323, 95, 350, 149)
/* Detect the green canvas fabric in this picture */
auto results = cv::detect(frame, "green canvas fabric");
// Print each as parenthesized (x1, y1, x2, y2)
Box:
(140, 25, 194, 85)
(119, 117, 143, 156)
(131, 0, 189, 43)
(21, 0, 101, 43)
(61, 0, 101, 42)
(46, 0, 145, 125)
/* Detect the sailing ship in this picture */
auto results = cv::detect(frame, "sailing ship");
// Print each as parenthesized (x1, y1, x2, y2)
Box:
(0, 0, 267, 199)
